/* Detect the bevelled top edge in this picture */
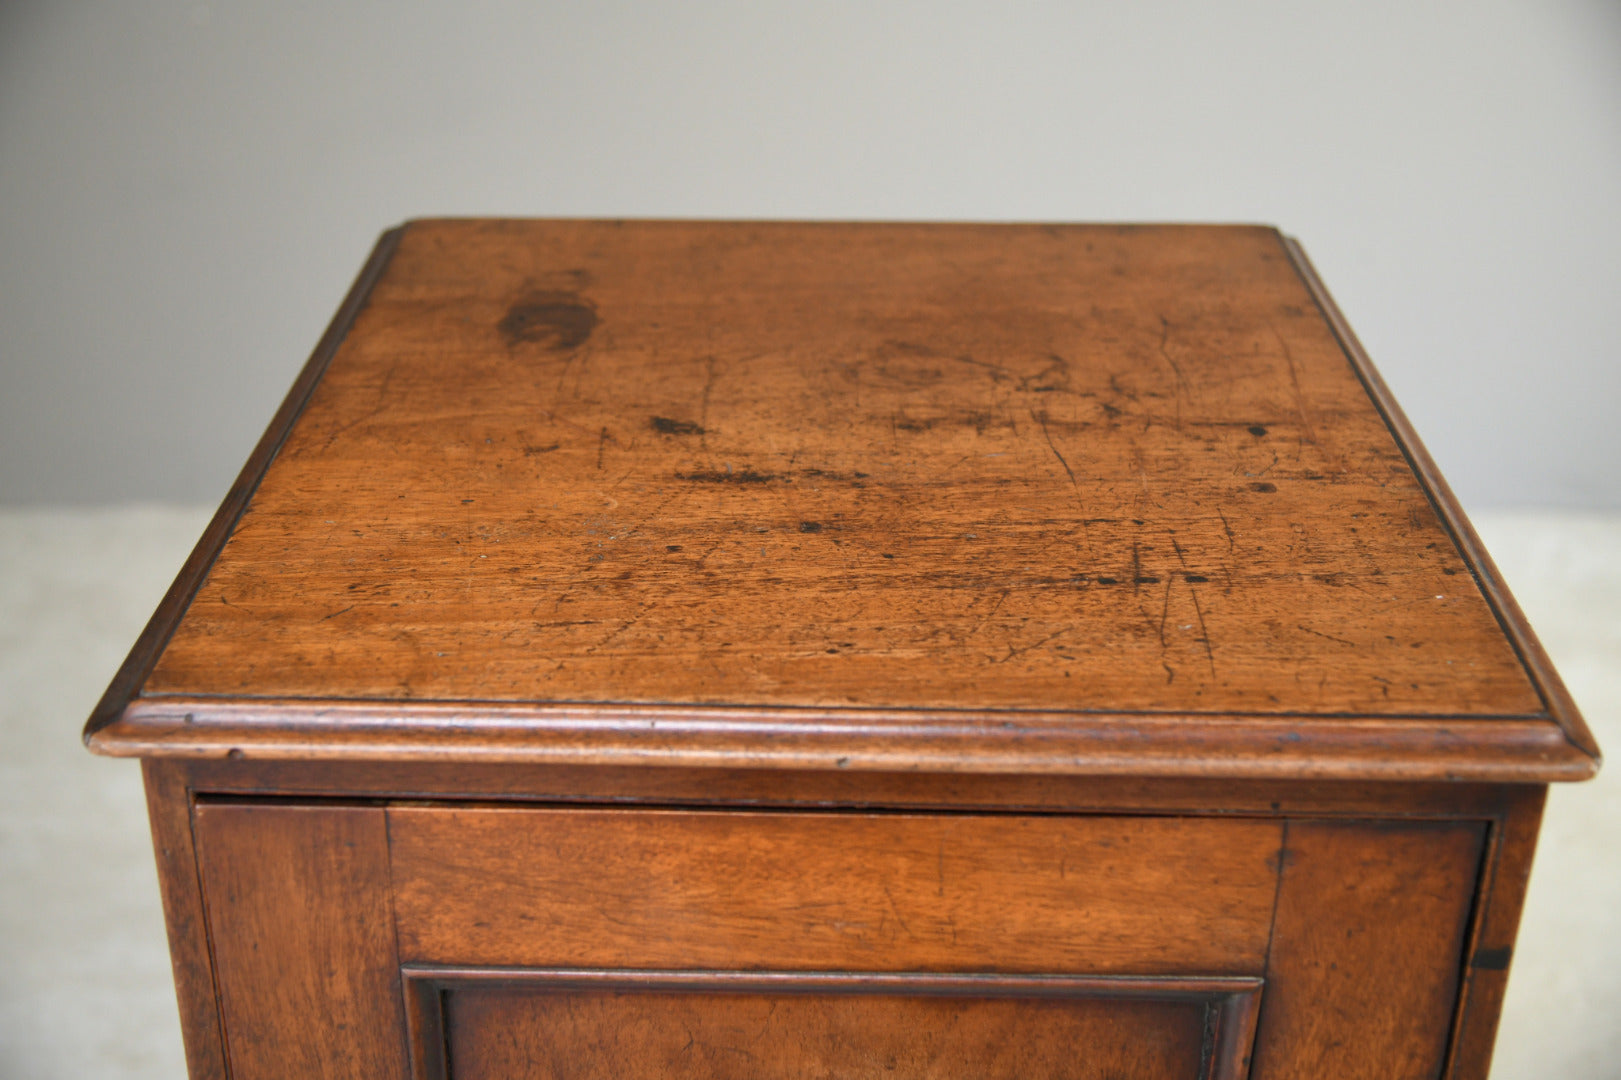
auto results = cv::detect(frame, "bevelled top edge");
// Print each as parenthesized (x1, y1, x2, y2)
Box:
(1280, 235, 1600, 776)
(80, 225, 408, 749)
(88, 696, 1597, 783)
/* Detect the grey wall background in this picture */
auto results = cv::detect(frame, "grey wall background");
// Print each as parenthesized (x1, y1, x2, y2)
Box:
(2, 1, 1617, 509)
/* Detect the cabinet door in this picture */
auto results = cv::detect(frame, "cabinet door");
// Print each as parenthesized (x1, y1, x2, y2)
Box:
(386, 806, 1278, 1080)
(190, 802, 1483, 1080)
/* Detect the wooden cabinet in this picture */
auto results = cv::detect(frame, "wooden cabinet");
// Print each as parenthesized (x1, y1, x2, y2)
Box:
(177, 796, 1491, 1080)
(90, 221, 1598, 1079)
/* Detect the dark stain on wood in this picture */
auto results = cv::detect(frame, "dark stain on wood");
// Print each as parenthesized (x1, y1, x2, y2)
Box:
(674, 468, 776, 484)
(651, 416, 705, 435)
(499, 291, 598, 350)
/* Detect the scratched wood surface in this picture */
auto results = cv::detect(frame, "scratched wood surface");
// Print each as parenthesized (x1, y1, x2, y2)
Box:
(144, 220, 1541, 718)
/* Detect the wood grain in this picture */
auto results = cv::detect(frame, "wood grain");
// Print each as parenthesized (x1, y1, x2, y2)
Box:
(192, 803, 409, 1080)
(137, 221, 1539, 719)
(388, 806, 1283, 974)
(1249, 819, 1485, 1079)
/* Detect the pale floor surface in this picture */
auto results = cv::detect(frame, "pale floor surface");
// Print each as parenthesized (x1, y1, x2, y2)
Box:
(0, 505, 1616, 1079)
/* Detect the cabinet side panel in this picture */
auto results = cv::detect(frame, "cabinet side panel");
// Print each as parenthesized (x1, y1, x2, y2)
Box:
(1447, 786, 1545, 1079)
(141, 760, 227, 1080)
(193, 803, 408, 1080)
(1250, 820, 1485, 1079)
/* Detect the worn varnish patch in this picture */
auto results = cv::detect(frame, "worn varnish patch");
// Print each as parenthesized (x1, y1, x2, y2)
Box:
(146, 221, 1543, 718)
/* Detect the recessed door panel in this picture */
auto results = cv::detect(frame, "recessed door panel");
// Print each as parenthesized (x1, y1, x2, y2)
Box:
(403, 971, 1262, 1080)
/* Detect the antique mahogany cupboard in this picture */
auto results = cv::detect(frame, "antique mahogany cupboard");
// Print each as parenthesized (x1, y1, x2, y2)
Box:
(86, 220, 1599, 1080)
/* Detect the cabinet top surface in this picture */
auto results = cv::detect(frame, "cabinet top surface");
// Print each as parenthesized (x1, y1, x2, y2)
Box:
(97, 220, 1599, 779)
